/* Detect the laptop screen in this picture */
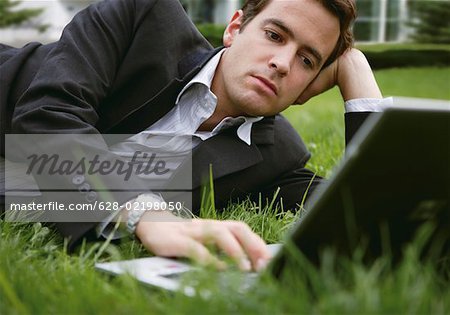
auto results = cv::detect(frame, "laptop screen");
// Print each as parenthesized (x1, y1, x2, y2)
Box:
(270, 105, 450, 275)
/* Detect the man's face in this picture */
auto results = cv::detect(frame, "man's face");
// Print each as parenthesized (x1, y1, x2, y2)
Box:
(213, 0, 340, 117)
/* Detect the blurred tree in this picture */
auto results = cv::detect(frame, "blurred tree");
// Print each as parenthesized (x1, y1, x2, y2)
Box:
(0, 0, 43, 28)
(408, 1, 450, 44)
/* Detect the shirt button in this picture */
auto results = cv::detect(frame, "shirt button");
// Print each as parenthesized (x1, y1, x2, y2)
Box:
(85, 191, 97, 202)
(72, 175, 85, 185)
(78, 183, 91, 193)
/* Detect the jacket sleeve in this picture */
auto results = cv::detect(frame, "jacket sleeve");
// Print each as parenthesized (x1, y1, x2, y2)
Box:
(8, 0, 169, 249)
(12, 0, 159, 133)
(344, 111, 373, 145)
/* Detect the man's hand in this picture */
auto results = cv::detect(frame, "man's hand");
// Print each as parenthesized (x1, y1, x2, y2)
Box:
(296, 48, 382, 104)
(135, 210, 271, 271)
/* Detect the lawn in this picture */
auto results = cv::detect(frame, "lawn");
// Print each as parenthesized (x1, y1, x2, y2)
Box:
(1, 67, 449, 314)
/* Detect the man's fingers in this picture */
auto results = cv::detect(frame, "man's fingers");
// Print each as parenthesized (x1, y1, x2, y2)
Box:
(137, 219, 270, 271)
(137, 221, 225, 269)
(210, 228, 253, 271)
(190, 220, 268, 271)
(224, 221, 271, 271)
(188, 220, 251, 271)
(182, 238, 226, 270)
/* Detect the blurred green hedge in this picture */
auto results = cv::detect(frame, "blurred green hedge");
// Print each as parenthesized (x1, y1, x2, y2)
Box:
(197, 23, 450, 69)
(357, 44, 450, 69)
(197, 23, 225, 47)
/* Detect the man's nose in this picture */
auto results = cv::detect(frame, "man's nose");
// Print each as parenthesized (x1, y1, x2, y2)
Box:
(268, 47, 295, 76)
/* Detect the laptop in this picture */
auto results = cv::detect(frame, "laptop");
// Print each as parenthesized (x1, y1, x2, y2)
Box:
(270, 99, 450, 277)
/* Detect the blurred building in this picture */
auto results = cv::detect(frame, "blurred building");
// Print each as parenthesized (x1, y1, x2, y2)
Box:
(180, 0, 240, 24)
(354, 0, 410, 43)
(0, 0, 99, 46)
(181, 0, 412, 43)
(1, 0, 413, 47)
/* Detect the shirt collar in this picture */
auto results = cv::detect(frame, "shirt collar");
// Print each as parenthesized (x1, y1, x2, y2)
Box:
(175, 49, 225, 104)
(177, 48, 264, 146)
(210, 116, 264, 145)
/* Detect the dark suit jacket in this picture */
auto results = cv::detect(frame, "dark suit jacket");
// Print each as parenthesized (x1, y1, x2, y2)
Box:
(0, 0, 369, 249)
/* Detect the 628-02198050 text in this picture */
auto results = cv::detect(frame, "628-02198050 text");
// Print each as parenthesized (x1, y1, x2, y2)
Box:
(8, 200, 184, 212)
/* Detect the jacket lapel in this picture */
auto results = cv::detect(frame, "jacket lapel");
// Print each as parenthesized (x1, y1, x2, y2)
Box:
(189, 116, 275, 188)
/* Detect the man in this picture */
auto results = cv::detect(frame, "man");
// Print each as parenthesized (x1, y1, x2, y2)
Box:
(0, 0, 387, 271)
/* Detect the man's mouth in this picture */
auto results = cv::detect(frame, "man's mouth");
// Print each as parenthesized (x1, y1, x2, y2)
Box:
(251, 75, 278, 95)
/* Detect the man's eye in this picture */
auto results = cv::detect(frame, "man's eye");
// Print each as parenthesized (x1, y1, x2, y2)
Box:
(301, 56, 313, 68)
(265, 30, 282, 42)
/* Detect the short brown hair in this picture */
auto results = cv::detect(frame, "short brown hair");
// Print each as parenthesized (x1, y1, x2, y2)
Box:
(240, 0, 357, 68)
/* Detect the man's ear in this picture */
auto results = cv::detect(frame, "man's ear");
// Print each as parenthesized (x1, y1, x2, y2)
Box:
(223, 10, 244, 47)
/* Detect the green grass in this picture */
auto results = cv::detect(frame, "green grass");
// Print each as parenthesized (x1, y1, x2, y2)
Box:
(283, 87, 345, 177)
(375, 67, 450, 100)
(1, 67, 450, 314)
